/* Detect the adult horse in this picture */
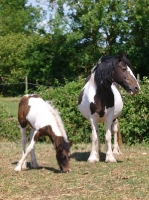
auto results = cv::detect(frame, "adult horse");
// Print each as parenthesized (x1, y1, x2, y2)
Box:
(15, 94, 72, 173)
(78, 53, 140, 163)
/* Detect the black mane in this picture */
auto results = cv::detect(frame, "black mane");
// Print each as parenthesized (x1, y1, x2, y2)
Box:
(93, 54, 132, 91)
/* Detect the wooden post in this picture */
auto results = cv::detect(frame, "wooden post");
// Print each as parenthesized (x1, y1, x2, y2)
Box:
(137, 74, 140, 82)
(25, 76, 28, 94)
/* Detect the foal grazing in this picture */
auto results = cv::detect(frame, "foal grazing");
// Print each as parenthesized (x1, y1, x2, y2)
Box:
(78, 53, 140, 163)
(15, 94, 72, 173)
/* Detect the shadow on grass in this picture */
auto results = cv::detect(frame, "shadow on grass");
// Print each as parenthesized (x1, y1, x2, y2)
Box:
(12, 161, 61, 173)
(71, 151, 106, 162)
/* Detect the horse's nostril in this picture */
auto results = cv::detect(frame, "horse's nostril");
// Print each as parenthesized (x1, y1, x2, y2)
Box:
(135, 87, 139, 92)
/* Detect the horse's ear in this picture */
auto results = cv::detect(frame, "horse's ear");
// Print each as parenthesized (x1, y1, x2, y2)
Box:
(120, 52, 127, 60)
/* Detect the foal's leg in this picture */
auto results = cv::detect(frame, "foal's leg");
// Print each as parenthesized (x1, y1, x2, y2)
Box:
(112, 119, 122, 155)
(105, 114, 117, 163)
(30, 129, 39, 168)
(20, 127, 27, 169)
(14, 130, 37, 172)
(88, 117, 100, 163)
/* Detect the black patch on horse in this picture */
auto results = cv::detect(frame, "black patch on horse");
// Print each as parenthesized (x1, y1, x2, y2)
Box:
(90, 88, 114, 117)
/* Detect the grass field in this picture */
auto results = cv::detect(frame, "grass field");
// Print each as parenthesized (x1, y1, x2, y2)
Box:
(1, 142, 149, 200)
(0, 97, 20, 118)
(1, 97, 149, 199)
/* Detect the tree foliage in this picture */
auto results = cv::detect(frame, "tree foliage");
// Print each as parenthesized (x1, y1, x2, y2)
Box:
(0, 0, 45, 35)
(0, 0, 149, 95)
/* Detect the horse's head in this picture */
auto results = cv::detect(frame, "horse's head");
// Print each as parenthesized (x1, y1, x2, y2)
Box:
(55, 137, 72, 173)
(112, 53, 140, 95)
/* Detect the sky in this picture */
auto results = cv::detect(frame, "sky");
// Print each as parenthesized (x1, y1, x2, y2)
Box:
(26, 0, 48, 10)
(26, 0, 50, 30)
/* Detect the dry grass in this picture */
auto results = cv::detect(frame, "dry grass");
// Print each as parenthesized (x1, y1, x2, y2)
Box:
(1, 142, 149, 200)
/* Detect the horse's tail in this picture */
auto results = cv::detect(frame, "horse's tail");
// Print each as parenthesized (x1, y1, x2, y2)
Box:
(117, 120, 122, 146)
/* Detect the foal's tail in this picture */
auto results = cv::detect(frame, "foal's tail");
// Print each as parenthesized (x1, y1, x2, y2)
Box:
(117, 120, 122, 146)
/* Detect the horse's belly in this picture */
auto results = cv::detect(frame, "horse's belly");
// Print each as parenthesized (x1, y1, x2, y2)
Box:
(78, 103, 90, 120)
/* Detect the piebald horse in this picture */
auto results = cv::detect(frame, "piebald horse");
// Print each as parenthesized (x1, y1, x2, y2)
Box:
(78, 53, 140, 163)
(15, 94, 72, 173)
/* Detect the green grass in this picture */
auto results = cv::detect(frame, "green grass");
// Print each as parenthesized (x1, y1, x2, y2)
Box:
(1, 142, 149, 199)
(0, 97, 20, 118)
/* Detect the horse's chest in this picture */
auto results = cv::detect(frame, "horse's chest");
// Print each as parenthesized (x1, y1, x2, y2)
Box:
(90, 90, 114, 118)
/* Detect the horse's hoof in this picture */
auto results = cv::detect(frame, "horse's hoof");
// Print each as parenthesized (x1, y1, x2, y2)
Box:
(87, 157, 99, 163)
(105, 154, 117, 163)
(113, 150, 121, 155)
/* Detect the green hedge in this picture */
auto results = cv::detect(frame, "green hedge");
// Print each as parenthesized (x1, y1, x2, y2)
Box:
(120, 78, 149, 144)
(0, 77, 149, 144)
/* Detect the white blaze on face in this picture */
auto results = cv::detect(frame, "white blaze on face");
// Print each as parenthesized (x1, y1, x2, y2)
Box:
(127, 66, 140, 90)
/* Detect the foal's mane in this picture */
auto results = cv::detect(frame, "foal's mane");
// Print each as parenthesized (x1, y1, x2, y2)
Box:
(45, 101, 68, 141)
(93, 54, 132, 90)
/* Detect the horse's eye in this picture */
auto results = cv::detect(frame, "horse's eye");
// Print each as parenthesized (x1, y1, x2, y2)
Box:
(122, 67, 127, 72)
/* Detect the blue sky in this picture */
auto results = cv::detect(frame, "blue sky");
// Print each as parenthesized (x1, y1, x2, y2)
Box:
(26, 0, 50, 30)
(27, 0, 48, 9)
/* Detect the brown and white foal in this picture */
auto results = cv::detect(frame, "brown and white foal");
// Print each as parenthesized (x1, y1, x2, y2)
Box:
(15, 94, 72, 173)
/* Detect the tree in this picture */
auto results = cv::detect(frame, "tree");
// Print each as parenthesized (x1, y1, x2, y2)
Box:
(0, 0, 45, 35)
(46, 0, 149, 78)
(124, 0, 149, 78)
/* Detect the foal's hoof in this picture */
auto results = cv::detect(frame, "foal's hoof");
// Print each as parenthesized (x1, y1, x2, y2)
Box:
(14, 165, 22, 172)
(22, 162, 27, 170)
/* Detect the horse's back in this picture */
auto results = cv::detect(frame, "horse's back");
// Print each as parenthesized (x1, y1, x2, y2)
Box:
(26, 97, 52, 128)
(19, 95, 61, 135)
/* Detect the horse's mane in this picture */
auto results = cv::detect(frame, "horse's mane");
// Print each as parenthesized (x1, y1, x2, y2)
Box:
(45, 101, 68, 142)
(93, 54, 132, 90)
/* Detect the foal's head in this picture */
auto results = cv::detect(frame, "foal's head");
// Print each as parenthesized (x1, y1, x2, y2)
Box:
(55, 137, 72, 173)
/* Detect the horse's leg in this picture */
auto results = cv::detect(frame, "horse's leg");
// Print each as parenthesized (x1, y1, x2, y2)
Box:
(88, 117, 100, 163)
(14, 130, 37, 172)
(105, 113, 117, 163)
(30, 129, 39, 168)
(112, 119, 122, 155)
(19, 126, 27, 169)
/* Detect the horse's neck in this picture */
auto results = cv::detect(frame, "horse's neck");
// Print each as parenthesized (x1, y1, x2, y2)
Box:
(97, 80, 112, 96)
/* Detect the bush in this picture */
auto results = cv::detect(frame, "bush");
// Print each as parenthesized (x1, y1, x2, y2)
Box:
(119, 78, 149, 144)
(35, 77, 149, 145)
(1, 77, 149, 145)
